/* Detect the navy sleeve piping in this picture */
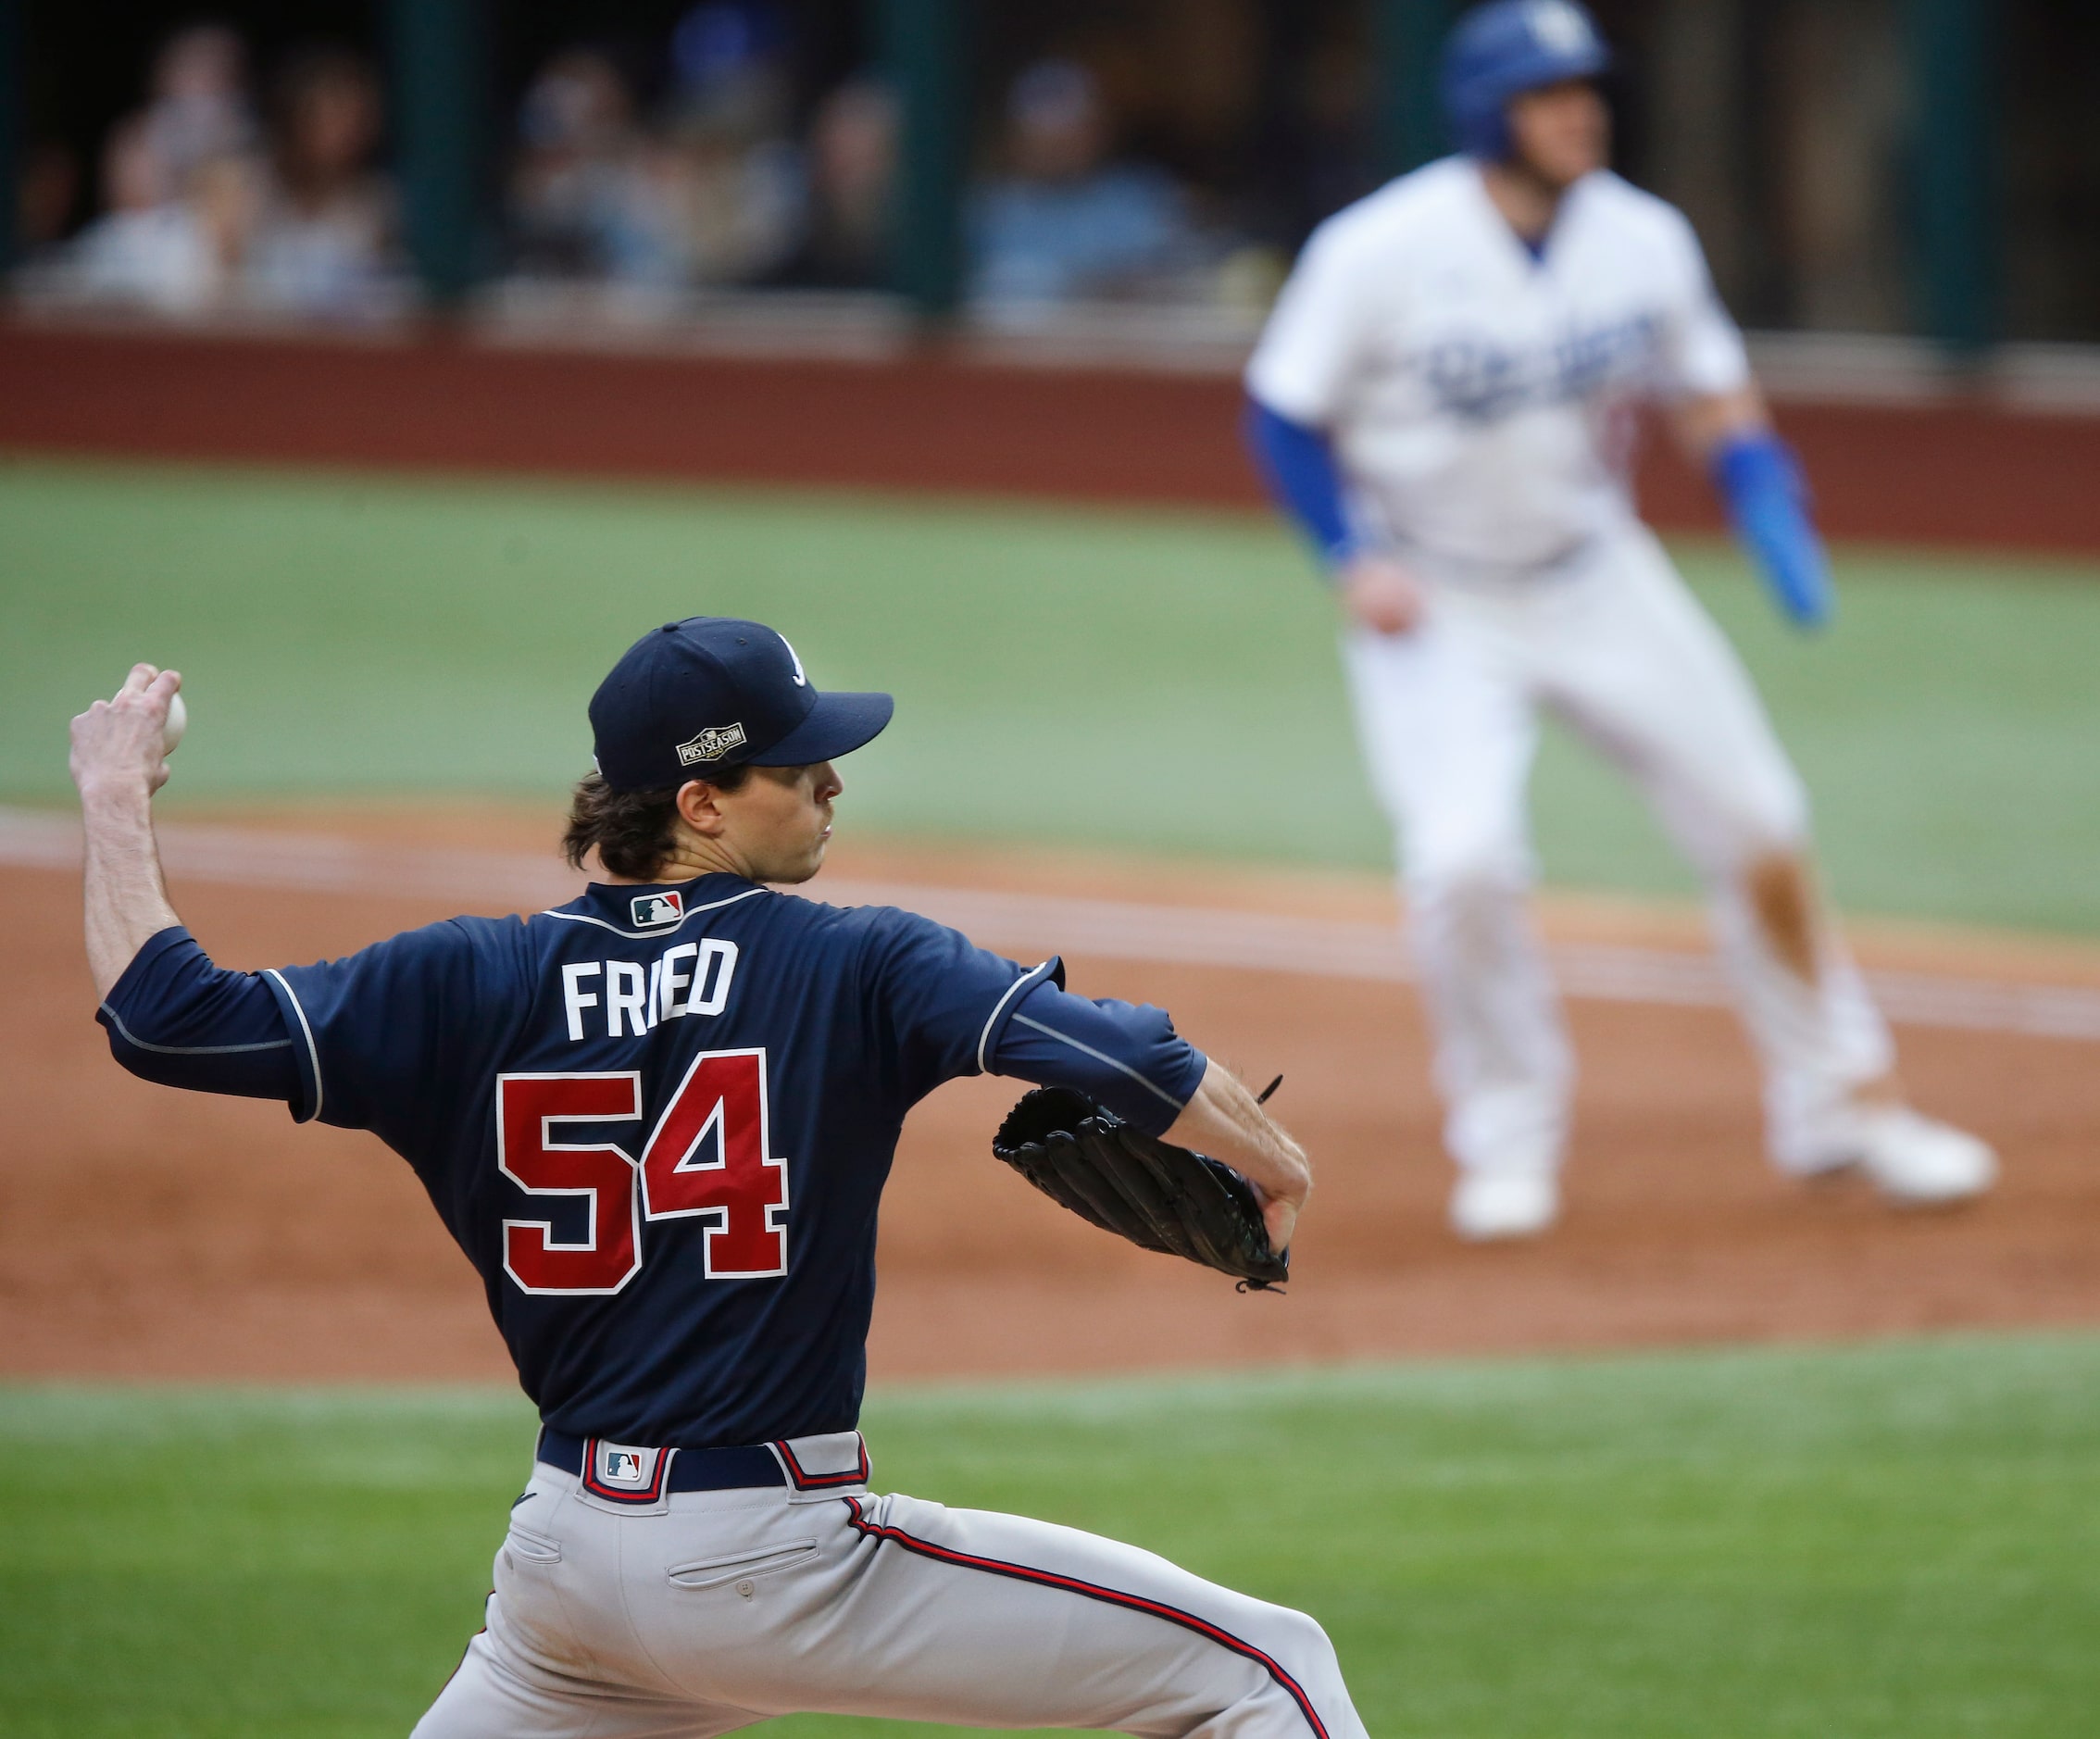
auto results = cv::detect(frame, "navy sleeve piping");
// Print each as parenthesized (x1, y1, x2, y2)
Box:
(260, 969, 324, 1124)
(97, 1003, 293, 1057)
(1007, 1009, 1188, 1111)
(973, 957, 1065, 1076)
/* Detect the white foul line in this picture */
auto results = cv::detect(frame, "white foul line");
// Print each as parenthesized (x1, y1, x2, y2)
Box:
(6, 806, 2099, 1044)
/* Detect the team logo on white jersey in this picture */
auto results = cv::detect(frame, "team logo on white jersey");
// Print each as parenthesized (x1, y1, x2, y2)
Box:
(677, 722, 747, 765)
(1527, 1, 1594, 54)
(1423, 312, 1660, 422)
(631, 890, 684, 930)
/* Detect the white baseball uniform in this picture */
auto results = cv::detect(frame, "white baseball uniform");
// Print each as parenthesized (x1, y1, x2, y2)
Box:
(1246, 157, 1892, 1182)
(416, 1432, 1362, 1739)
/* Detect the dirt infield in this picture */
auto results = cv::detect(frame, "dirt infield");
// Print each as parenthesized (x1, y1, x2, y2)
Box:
(6, 807, 2100, 1385)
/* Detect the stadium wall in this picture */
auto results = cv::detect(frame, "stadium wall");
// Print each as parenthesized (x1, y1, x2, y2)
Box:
(3, 319, 2096, 553)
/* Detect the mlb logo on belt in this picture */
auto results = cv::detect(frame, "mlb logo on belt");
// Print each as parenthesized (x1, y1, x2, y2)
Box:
(584, 1440, 671, 1504)
(631, 890, 683, 930)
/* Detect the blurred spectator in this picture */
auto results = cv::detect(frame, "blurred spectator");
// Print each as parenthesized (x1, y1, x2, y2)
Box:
(511, 48, 692, 288)
(668, 0, 789, 141)
(57, 115, 244, 313)
(508, 5, 804, 294)
(39, 26, 405, 321)
(969, 59, 1207, 311)
(1285, 35, 1379, 247)
(43, 21, 260, 314)
(766, 76, 894, 290)
(18, 143, 83, 255)
(245, 47, 397, 318)
(658, 0, 804, 285)
(138, 23, 259, 197)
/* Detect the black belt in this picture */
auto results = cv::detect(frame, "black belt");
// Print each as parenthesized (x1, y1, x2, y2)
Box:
(536, 1428, 784, 1496)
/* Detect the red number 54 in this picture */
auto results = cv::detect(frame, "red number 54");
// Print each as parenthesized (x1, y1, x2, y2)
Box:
(496, 1051, 790, 1295)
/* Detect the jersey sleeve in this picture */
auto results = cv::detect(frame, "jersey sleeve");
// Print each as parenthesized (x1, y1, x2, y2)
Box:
(261, 918, 502, 1133)
(97, 926, 303, 1102)
(1244, 397, 1356, 568)
(1653, 207, 1751, 400)
(856, 907, 1062, 1104)
(1244, 216, 1380, 427)
(988, 976, 1206, 1137)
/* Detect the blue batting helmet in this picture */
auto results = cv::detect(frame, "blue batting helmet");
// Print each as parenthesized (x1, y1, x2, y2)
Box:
(1441, 0, 1612, 160)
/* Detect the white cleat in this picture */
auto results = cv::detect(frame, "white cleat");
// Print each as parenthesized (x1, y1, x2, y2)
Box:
(1449, 1169, 1560, 1241)
(1792, 1106, 1998, 1207)
(1853, 1107, 1998, 1205)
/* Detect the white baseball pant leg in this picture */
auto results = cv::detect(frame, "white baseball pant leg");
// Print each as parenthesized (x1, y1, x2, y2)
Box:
(415, 1441, 1363, 1739)
(1344, 595, 1573, 1185)
(1531, 529, 1893, 1165)
(1345, 526, 1893, 1181)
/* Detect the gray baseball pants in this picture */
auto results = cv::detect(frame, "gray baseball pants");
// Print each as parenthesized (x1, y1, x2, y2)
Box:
(413, 1432, 1364, 1739)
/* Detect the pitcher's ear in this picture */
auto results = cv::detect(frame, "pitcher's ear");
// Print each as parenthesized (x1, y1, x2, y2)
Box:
(674, 779, 729, 836)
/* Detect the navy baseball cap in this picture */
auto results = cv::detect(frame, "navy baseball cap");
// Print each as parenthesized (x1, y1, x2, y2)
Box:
(590, 618, 894, 791)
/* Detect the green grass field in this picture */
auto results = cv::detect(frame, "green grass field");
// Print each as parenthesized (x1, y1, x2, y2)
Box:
(6, 1336, 2100, 1738)
(8, 456, 2100, 1735)
(5, 456, 2099, 932)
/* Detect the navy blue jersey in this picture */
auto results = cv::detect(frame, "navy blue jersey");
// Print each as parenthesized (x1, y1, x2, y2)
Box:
(165, 874, 1204, 1446)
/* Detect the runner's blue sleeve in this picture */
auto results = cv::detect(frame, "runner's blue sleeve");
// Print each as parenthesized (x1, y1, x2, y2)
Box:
(1711, 430, 1833, 629)
(1244, 394, 1355, 569)
(96, 926, 302, 1101)
(988, 976, 1208, 1138)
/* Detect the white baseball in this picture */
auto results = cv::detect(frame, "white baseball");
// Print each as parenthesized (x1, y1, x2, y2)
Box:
(163, 692, 188, 756)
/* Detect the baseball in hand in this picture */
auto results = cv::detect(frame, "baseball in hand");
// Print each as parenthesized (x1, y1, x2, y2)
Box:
(163, 692, 188, 756)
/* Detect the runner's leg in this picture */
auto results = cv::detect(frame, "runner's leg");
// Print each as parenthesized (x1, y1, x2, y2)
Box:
(1534, 530, 1894, 1162)
(1344, 614, 1572, 1190)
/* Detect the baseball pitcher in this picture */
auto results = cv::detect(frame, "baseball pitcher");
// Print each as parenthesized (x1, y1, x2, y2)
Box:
(72, 624, 1362, 1736)
(1244, 0, 1994, 1238)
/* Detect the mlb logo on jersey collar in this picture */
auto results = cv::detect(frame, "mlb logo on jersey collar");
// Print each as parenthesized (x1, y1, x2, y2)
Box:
(631, 890, 685, 931)
(583, 1439, 673, 1507)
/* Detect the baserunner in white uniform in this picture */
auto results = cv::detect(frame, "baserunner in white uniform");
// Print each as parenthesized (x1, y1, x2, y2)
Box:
(1244, 0, 1994, 1240)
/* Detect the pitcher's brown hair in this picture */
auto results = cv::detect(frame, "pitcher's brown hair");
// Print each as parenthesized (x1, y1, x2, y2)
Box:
(560, 767, 755, 881)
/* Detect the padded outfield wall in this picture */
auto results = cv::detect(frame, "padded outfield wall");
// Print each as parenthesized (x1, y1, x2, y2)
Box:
(3, 318, 2098, 553)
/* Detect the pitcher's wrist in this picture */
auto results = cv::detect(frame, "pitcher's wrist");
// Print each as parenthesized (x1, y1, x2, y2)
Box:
(77, 776, 157, 817)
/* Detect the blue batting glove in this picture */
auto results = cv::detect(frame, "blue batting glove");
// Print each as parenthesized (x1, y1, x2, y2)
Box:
(1711, 432, 1833, 630)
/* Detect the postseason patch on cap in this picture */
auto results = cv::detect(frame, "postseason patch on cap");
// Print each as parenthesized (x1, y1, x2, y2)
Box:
(677, 722, 747, 766)
(631, 890, 684, 930)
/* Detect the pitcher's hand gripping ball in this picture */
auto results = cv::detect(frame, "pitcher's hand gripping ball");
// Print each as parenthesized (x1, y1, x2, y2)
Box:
(993, 1086, 1290, 1290)
(161, 692, 187, 755)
